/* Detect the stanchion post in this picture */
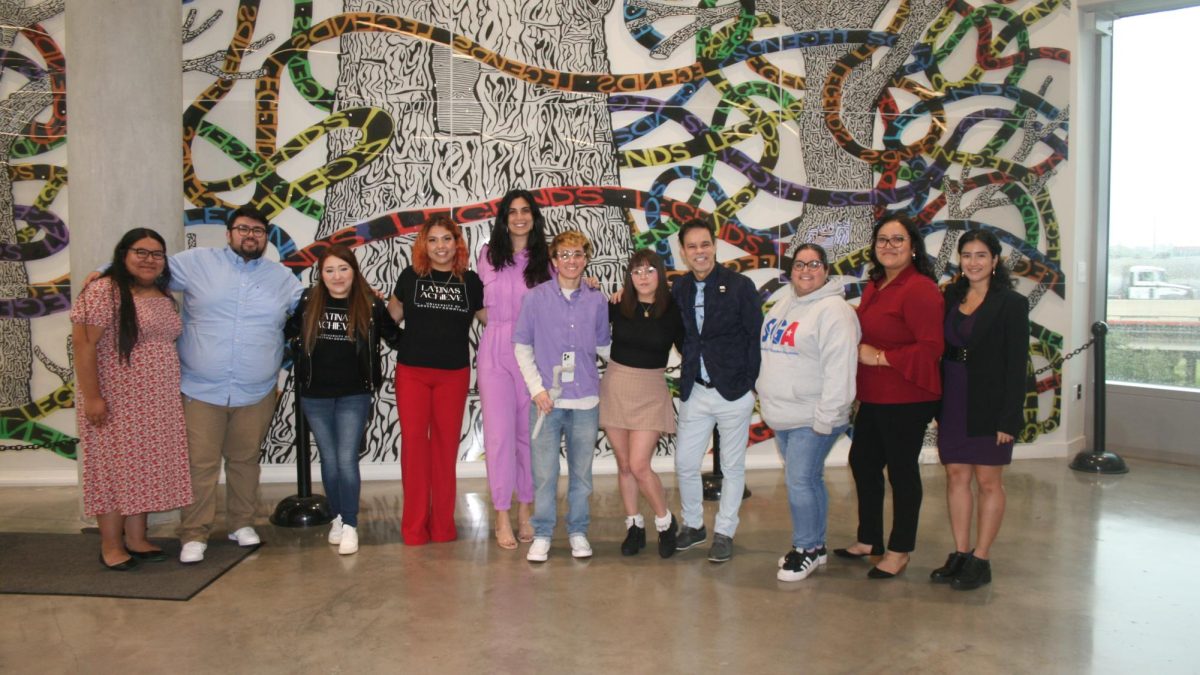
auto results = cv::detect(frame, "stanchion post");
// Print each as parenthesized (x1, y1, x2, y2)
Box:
(1070, 321, 1129, 474)
(270, 392, 333, 527)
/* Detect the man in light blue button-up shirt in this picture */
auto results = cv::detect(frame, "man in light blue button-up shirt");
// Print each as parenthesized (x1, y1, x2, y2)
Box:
(172, 206, 303, 563)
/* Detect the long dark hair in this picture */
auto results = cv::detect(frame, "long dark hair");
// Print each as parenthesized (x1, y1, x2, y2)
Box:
(486, 189, 551, 288)
(867, 214, 937, 283)
(302, 244, 374, 354)
(619, 249, 671, 319)
(945, 229, 1014, 303)
(101, 228, 174, 364)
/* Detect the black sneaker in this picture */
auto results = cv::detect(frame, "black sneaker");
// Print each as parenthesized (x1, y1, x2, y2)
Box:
(779, 545, 829, 568)
(657, 514, 678, 559)
(951, 555, 992, 591)
(930, 551, 970, 583)
(675, 524, 708, 551)
(620, 525, 646, 556)
(707, 533, 733, 563)
(777, 548, 820, 581)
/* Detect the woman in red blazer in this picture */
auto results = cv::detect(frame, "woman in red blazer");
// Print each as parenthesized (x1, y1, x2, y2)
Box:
(835, 215, 944, 579)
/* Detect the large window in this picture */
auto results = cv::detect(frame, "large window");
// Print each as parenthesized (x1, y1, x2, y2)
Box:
(1106, 4, 1200, 389)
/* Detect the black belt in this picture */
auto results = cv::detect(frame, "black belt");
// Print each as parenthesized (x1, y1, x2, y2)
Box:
(695, 375, 714, 388)
(944, 346, 969, 362)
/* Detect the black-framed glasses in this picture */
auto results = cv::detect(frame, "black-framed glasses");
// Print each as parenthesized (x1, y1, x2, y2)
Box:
(232, 224, 268, 237)
(128, 248, 166, 261)
(792, 260, 824, 270)
(874, 235, 908, 248)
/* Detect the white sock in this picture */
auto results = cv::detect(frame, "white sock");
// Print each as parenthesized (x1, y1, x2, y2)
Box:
(654, 513, 672, 532)
(624, 514, 644, 529)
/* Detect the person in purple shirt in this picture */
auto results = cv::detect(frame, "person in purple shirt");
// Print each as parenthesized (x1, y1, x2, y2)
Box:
(513, 230, 611, 562)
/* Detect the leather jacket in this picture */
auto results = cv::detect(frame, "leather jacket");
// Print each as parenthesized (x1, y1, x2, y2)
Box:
(284, 289, 402, 394)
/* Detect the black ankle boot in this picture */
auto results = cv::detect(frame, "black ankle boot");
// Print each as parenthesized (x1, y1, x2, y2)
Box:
(930, 550, 970, 583)
(621, 525, 646, 556)
(951, 554, 992, 590)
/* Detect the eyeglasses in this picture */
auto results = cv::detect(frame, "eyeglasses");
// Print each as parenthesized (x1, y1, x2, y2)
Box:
(792, 260, 824, 270)
(128, 248, 166, 261)
(556, 251, 586, 261)
(630, 266, 656, 277)
(874, 235, 908, 248)
(232, 224, 268, 238)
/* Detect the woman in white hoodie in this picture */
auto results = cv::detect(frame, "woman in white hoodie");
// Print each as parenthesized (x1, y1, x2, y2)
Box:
(758, 244, 860, 582)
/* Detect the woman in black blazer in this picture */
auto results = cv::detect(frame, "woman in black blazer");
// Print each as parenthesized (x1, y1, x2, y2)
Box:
(931, 230, 1030, 591)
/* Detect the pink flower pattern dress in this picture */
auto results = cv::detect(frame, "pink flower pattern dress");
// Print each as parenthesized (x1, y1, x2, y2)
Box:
(71, 277, 192, 517)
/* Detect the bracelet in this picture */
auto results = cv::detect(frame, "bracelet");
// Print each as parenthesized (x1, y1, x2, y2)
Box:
(874, 350, 882, 366)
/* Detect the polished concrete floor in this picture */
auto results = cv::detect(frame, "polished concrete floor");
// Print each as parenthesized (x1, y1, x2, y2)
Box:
(1, 458, 1196, 674)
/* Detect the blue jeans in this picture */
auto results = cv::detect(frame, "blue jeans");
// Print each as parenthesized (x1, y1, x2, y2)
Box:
(675, 387, 756, 537)
(529, 405, 599, 539)
(775, 424, 848, 550)
(301, 394, 372, 527)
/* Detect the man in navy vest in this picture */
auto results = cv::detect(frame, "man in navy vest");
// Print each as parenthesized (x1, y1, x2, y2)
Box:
(669, 218, 763, 562)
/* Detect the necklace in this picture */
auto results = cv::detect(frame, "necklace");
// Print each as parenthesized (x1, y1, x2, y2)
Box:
(637, 301, 653, 318)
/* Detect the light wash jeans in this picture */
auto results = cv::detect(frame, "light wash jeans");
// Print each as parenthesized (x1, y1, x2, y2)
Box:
(674, 387, 756, 538)
(775, 424, 848, 550)
(529, 405, 599, 539)
(301, 394, 372, 527)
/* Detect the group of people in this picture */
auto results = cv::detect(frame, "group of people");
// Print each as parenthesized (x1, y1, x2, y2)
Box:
(73, 192, 1029, 592)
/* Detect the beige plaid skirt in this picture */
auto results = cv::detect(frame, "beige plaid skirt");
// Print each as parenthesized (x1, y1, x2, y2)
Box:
(599, 361, 676, 434)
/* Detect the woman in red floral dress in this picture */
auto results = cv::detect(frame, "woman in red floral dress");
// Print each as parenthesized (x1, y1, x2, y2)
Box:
(72, 228, 192, 570)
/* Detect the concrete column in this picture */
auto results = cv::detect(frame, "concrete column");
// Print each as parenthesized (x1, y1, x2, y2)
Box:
(65, 1, 182, 523)
(66, 0, 182, 286)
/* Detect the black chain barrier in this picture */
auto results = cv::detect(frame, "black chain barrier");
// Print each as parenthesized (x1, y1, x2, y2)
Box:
(1034, 337, 1096, 376)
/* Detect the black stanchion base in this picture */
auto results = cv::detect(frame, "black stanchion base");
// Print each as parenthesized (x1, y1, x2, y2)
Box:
(1069, 450, 1129, 475)
(269, 494, 333, 528)
(702, 472, 752, 502)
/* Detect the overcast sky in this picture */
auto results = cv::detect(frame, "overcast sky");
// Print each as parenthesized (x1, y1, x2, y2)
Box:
(1110, 5, 1200, 248)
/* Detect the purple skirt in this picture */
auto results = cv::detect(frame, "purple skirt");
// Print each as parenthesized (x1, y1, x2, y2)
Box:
(937, 361, 1013, 466)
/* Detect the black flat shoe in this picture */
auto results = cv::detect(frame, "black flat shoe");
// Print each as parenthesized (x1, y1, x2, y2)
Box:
(867, 560, 907, 579)
(99, 553, 138, 571)
(834, 544, 884, 559)
(127, 548, 168, 562)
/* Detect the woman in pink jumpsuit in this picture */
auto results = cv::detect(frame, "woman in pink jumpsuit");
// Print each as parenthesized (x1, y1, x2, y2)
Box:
(477, 189, 552, 549)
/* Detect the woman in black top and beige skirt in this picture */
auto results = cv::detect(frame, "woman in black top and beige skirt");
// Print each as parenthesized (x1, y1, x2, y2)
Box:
(600, 249, 684, 558)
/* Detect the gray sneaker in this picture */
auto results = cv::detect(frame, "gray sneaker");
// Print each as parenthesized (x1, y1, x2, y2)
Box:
(708, 533, 733, 563)
(675, 525, 708, 551)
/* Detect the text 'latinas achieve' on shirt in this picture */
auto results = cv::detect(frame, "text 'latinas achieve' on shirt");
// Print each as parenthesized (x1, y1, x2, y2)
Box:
(393, 267, 484, 370)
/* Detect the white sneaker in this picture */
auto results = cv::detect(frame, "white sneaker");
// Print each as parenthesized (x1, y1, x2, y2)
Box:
(338, 525, 358, 555)
(527, 537, 551, 562)
(328, 515, 344, 545)
(569, 533, 593, 559)
(180, 541, 207, 564)
(227, 526, 261, 547)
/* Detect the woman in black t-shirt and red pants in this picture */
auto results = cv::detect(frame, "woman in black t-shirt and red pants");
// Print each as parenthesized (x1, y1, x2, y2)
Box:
(389, 216, 485, 545)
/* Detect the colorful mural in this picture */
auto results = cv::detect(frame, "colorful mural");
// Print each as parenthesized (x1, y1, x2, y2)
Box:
(0, 1, 73, 461)
(0, 0, 1074, 469)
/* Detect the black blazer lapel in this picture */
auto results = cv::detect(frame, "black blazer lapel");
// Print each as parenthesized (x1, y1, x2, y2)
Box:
(966, 289, 1004, 352)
